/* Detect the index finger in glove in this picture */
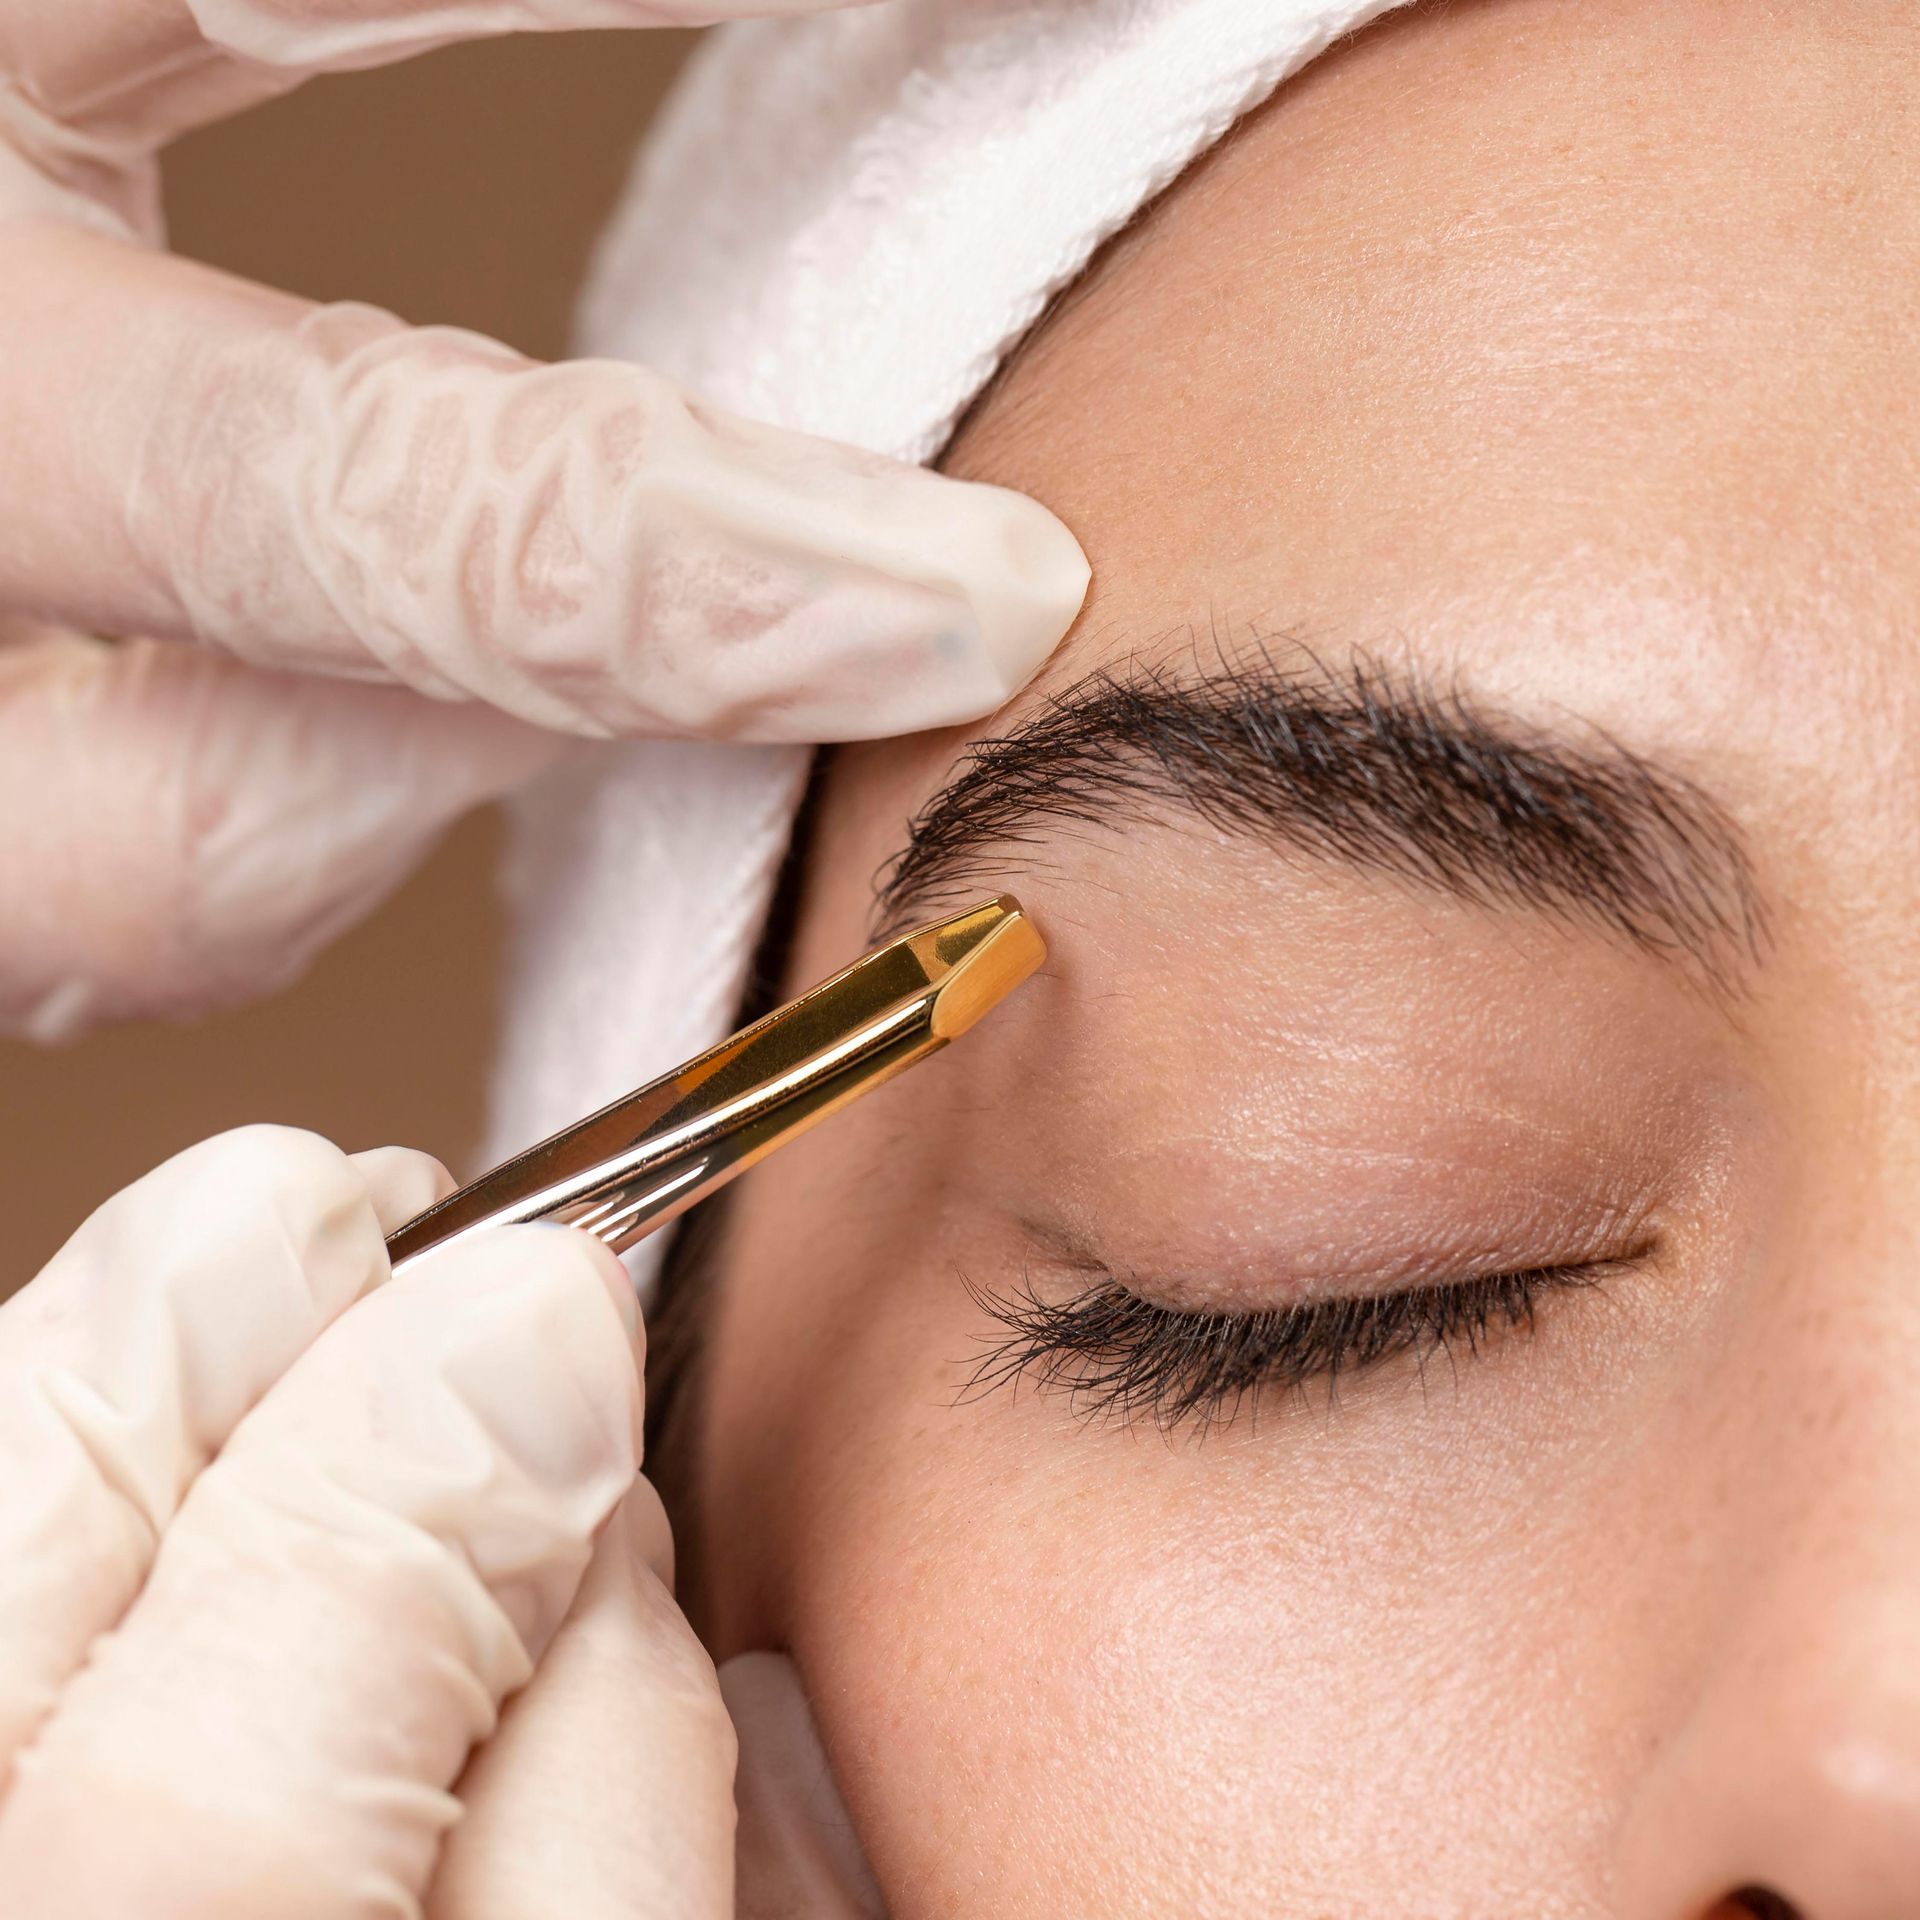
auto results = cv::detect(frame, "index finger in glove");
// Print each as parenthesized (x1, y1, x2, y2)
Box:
(0, 225, 1088, 740)
(0, 1127, 453, 1782)
(0, 1222, 643, 1919)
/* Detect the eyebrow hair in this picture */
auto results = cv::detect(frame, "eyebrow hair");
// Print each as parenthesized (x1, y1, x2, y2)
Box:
(873, 650, 1767, 984)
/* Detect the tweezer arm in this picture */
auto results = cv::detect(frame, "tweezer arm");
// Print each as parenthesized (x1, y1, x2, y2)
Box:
(384, 896, 1042, 1277)
(384, 997, 934, 1275)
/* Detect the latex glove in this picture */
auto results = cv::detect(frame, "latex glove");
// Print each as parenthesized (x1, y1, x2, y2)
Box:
(0, 1124, 884, 1917)
(0, 1, 1091, 1043)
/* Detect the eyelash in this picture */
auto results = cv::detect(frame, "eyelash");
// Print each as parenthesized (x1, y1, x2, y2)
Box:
(961, 1258, 1633, 1434)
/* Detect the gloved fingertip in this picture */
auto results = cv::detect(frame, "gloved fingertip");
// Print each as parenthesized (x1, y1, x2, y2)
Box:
(949, 479, 1094, 703)
(518, 1222, 641, 1346)
(712, 452, 1094, 745)
(349, 1145, 458, 1240)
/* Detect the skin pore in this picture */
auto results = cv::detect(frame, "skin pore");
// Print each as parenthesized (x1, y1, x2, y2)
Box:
(662, 1, 1920, 1913)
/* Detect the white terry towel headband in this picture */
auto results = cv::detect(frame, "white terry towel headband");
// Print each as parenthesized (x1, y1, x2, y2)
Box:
(486, 0, 1417, 1290)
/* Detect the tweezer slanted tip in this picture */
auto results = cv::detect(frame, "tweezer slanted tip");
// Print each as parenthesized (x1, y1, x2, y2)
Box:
(904, 894, 1048, 1038)
(385, 895, 1045, 1274)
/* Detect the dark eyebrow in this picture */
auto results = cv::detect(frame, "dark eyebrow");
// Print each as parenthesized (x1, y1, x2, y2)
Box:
(873, 651, 1767, 985)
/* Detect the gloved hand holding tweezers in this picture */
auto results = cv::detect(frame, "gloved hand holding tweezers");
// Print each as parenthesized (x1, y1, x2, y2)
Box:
(0, 0, 1089, 1042)
(0, 1127, 884, 1917)
(0, 899, 1039, 1912)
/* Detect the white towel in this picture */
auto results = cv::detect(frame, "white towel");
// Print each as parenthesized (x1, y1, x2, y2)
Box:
(485, 0, 1415, 1291)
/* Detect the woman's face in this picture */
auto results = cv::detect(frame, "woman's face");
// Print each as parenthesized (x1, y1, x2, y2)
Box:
(678, 3, 1920, 1913)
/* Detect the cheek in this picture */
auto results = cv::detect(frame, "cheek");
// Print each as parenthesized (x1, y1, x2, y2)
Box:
(728, 1229, 1713, 1920)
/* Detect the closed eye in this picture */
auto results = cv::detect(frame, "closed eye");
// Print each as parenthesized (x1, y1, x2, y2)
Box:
(958, 1252, 1647, 1435)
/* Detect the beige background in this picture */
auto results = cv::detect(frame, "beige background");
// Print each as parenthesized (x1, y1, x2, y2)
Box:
(2, 31, 693, 1282)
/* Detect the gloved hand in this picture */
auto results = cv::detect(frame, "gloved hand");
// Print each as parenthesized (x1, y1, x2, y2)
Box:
(0, 0, 1091, 1043)
(0, 1125, 884, 1918)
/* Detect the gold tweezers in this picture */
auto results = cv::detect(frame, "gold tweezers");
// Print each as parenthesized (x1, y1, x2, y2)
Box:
(385, 895, 1043, 1275)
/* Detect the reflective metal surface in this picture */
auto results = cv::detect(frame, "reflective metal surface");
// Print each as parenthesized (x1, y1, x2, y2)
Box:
(384, 895, 1044, 1275)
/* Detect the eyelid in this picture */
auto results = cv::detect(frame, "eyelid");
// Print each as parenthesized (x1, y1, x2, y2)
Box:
(960, 1247, 1649, 1434)
(1012, 1206, 1661, 1316)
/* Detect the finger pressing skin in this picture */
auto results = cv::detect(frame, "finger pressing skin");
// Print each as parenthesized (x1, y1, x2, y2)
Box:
(0, 1224, 644, 1919)
(0, 1127, 435, 1787)
(0, 226, 1089, 742)
(0, 626, 559, 1041)
(427, 1481, 738, 1920)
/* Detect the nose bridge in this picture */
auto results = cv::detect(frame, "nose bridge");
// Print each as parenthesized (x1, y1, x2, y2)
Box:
(1612, 1211, 1920, 1920)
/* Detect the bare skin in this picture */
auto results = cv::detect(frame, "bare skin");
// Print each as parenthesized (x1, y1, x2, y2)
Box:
(672, 3, 1920, 1913)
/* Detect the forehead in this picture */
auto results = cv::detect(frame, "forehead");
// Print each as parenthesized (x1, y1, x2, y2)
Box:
(922, 0, 1920, 841)
(799, 0, 1913, 1034)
